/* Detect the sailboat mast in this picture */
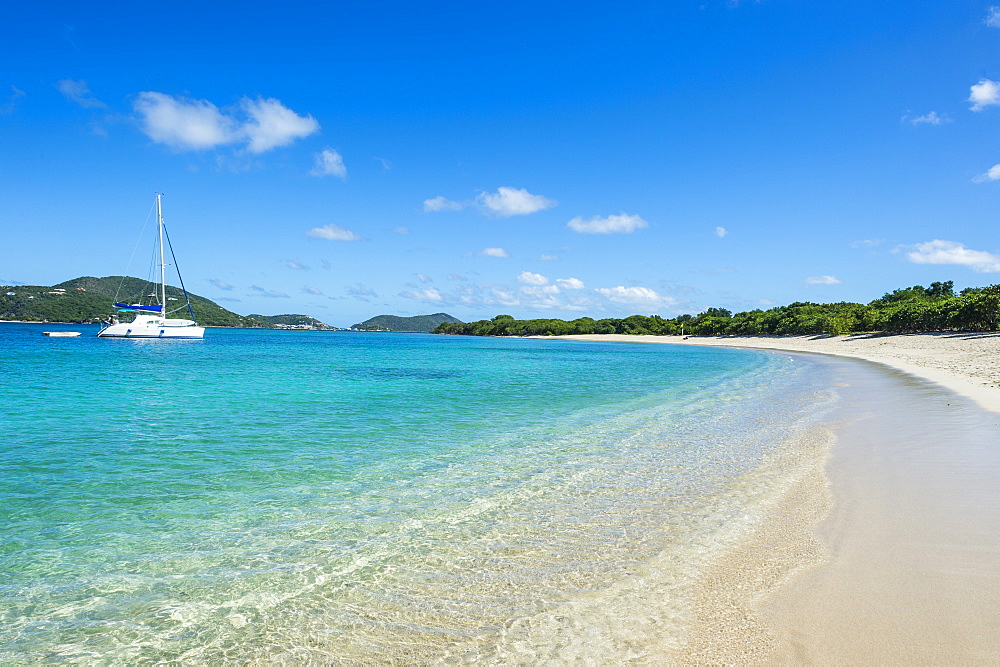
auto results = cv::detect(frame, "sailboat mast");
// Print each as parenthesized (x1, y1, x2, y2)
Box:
(156, 193, 166, 315)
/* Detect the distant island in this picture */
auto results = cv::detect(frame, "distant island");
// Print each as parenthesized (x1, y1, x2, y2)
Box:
(351, 313, 462, 332)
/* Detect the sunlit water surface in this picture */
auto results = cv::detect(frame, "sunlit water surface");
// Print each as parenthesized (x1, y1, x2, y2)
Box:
(0, 324, 837, 661)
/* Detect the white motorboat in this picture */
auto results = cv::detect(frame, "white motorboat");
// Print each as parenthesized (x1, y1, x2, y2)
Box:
(97, 194, 205, 339)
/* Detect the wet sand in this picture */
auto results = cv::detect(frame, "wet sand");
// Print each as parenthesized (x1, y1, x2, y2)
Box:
(543, 333, 1000, 663)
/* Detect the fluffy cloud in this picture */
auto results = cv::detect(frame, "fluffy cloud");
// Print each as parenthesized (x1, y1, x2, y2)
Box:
(134, 92, 235, 151)
(399, 287, 443, 302)
(477, 247, 509, 258)
(241, 97, 320, 153)
(423, 195, 464, 212)
(567, 213, 648, 234)
(133, 92, 318, 153)
(208, 278, 233, 290)
(906, 240, 1000, 273)
(311, 148, 347, 178)
(714, 226, 728, 238)
(284, 260, 308, 270)
(969, 79, 1000, 111)
(973, 164, 1000, 183)
(56, 79, 106, 109)
(987, 5, 1000, 27)
(804, 275, 841, 285)
(538, 253, 559, 261)
(594, 285, 676, 307)
(395, 275, 683, 315)
(415, 273, 433, 283)
(476, 187, 556, 217)
(517, 271, 549, 286)
(556, 277, 585, 290)
(306, 224, 362, 241)
(302, 286, 324, 295)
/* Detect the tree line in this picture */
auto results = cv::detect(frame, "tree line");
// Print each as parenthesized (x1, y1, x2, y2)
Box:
(433, 281, 1000, 337)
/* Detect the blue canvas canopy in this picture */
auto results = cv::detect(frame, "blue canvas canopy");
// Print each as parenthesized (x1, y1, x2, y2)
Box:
(114, 302, 162, 313)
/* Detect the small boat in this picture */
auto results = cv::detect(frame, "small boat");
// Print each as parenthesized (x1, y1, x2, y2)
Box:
(43, 331, 82, 337)
(97, 194, 205, 339)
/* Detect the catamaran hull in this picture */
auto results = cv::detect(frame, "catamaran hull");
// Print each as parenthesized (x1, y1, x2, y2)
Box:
(97, 323, 205, 339)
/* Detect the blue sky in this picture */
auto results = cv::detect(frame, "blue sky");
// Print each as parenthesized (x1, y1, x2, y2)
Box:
(3, 1, 1000, 325)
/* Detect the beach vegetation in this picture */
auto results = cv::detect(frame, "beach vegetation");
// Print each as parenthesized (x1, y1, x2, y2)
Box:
(433, 281, 1000, 337)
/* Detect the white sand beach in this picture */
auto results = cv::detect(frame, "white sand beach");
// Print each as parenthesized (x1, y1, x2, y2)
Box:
(544, 333, 1000, 663)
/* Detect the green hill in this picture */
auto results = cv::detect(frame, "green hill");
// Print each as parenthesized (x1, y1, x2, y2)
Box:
(352, 312, 462, 332)
(0, 276, 270, 327)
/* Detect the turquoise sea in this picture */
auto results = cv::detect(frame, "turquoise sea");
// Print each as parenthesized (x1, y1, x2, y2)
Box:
(0, 323, 838, 661)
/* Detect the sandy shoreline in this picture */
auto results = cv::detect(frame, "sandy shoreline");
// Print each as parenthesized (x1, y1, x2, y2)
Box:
(542, 333, 1000, 662)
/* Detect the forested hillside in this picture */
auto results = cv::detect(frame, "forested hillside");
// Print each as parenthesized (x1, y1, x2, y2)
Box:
(434, 282, 1000, 337)
(0, 276, 270, 327)
(352, 312, 461, 332)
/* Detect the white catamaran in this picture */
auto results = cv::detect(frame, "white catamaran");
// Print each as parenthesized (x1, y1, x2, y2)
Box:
(97, 194, 205, 339)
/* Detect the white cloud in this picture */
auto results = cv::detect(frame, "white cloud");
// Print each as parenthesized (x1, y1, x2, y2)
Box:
(415, 273, 433, 283)
(594, 285, 677, 308)
(56, 79, 106, 109)
(134, 92, 236, 151)
(306, 224, 362, 241)
(567, 213, 648, 234)
(311, 148, 346, 178)
(208, 278, 233, 290)
(394, 226, 410, 235)
(284, 260, 308, 270)
(241, 97, 319, 153)
(973, 164, 1000, 183)
(133, 92, 318, 153)
(302, 286, 324, 295)
(714, 226, 728, 238)
(517, 271, 549, 286)
(804, 275, 841, 285)
(250, 285, 290, 298)
(969, 79, 1000, 111)
(423, 195, 464, 212)
(906, 239, 1000, 273)
(909, 111, 949, 126)
(851, 239, 883, 248)
(476, 187, 556, 217)
(538, 253, 559, 261)
(478, 247, 509, 258)
(556, 277, 585, 290)
(347, 283, 378, 301)
(987, 5, 1000, 27)
(399, 287, 443, 302)
(1, 86, 25, 115)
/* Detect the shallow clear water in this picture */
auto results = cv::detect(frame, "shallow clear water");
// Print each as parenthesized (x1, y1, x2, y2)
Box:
(0, 324, 837, 661)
